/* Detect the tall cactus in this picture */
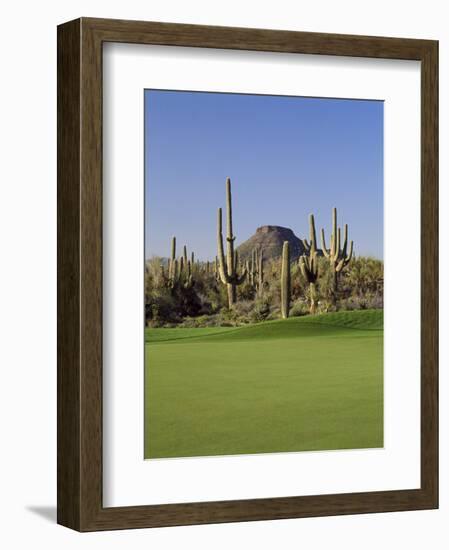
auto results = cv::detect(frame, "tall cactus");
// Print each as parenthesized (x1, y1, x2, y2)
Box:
(217, 177, 247, 308)
(183, 259, 194, 289)
(214, 256, 220, 283)
(257, 249, 264, 297)
(320, 207, 354, 305)
(167, 236, 195, 289)
(167, 236, 177, 287)
(300, 214, 319, 314)
(248, 247, 264, 297)
(280, 241, 291, 319)
(249, 249, 256, 287)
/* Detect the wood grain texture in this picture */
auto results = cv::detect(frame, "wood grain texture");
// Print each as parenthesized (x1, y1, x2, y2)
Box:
(57, 18, 81, 531)
(57, 17, 439, 532)
(420, 41, 439, 503)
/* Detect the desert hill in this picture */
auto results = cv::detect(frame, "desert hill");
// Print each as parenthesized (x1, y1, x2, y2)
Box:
(237, 225, 307, 262)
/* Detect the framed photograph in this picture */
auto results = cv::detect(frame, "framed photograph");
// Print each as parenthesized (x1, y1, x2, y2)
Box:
(57, 17, 438, 531)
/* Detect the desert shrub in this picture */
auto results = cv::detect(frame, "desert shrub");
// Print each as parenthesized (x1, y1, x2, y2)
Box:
(177, 315, 213, 328)
(290, 300, 309, 317)
(317, 300, 334, 314)
(215, 308, 245, 327)
(144, 253, 383, 325)
(291, 263, 307, 300)
(232, 300, 254, 317)
(342, 257, 383, 297)
(249, 299, 271, 323)
(237, 281, 257, 301)
(266, 305, 281, 320)
(145, 289, 179, 326)
(339, 293, 383, 312)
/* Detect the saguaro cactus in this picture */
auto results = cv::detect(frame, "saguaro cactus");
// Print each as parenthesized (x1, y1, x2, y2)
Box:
(251, 249, 257, 286)
(300, 214, 319, 314)
(183, 259, 194, 289)
(217, 177, 247, 308)
(320, 207, 354, 304)
(281, 241, 291, 319)
(248, 247, 264, 297)
(167, 237, 195, 289)
(249, 249, 256, 287)
(257, 249, 264, 297)
(168, 236, 177, 287)
(214, 256, 220, 283)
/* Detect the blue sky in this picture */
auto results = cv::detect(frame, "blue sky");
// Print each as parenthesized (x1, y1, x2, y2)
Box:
(145, 90, 383, 260)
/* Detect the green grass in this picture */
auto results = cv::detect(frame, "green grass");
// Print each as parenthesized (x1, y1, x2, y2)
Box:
(145, 309, 383, 459)
(145, 325, 236, 343)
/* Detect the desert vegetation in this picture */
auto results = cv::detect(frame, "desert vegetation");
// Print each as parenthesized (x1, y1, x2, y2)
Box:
(145, 177, 384, 459)
(145, 178, 383, 328)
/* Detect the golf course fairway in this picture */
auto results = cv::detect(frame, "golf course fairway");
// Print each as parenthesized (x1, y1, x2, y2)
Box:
(144, 310, 383, 459)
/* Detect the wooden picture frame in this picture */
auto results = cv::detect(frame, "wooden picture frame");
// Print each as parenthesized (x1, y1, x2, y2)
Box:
(57, 17, 438, 531)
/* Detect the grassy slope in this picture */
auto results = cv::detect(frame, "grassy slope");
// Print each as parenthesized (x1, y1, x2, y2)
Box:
(145, 310, 383, 459)
(145, 326, 236, 343)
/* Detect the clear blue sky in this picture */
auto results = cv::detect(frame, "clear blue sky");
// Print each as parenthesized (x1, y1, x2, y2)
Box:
(145, 90, 383, 260)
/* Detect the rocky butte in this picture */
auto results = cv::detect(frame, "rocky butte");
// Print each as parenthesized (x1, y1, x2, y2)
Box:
(237, 225, 307, 262)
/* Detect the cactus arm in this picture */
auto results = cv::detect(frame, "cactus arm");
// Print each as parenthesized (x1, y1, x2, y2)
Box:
(225, 177, 235, 244)
(259, 250, 264, 285)
(299, 256, 307, 279)
(321, 228, 330, 258)
(335, 227, 341, 260)
(347, 240, 354, 263)
(183, 259, 194, 288)
(168, 236, 176, 280)
(304, 215, 317, 255)
(336, 240, 353, 272)
(225, 180, 235, 279)
(217, 207, 230, 284)
(341, 224, 348, 257)
(331, 207, 337, 257)
(171, 236, 176, 261)
(173, 259, 179, 281)
(309, 214, 317, 251)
